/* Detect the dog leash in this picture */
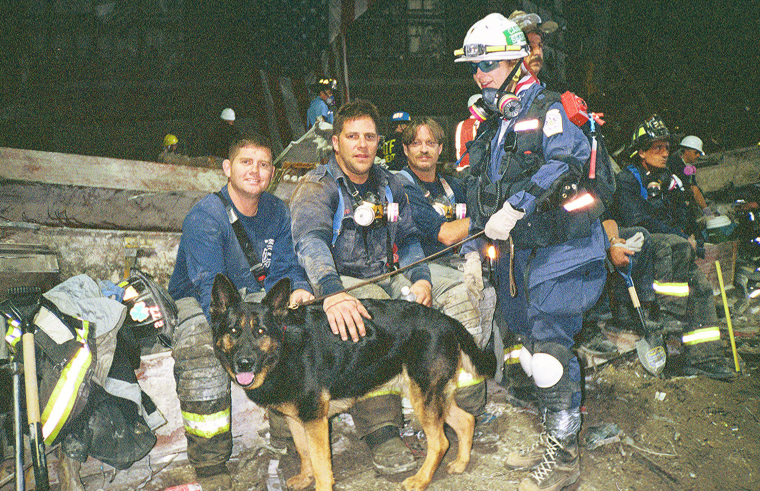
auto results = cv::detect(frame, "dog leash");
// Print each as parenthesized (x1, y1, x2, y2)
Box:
(296, 230, 487, 308)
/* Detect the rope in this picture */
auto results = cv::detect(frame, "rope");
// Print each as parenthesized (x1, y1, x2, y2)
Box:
(296, 230, 486, 308)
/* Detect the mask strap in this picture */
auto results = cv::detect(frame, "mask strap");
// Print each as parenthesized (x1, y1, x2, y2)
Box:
(495, 59, 523, 99)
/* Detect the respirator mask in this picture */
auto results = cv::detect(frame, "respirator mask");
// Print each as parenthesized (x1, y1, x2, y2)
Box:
(353, 192, 387, 227)
(432, 196, 467, 221)
(468, 60, 524, 121)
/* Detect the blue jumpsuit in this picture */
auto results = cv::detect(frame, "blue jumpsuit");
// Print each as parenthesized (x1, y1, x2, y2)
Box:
(466, 83, 607, 441)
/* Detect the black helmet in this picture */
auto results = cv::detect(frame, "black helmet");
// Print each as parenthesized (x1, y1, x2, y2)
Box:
(310, 78, 337, 93)
(118, 269, 178, 348)
(630, 114, 670, 158)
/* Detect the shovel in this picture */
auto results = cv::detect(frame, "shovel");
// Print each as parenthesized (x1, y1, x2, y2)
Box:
(618, 263, 666, 376)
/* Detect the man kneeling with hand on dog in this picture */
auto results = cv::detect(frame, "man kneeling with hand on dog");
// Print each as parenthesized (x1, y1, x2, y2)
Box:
(290, 99, 432, 476)
(168, 132, 314, 487)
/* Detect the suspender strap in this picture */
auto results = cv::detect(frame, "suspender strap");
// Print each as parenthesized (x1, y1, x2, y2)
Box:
(398, 169, 456, 205)
(214, 192, 267, 283)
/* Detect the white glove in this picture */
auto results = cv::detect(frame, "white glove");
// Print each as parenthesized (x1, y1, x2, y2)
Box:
(484, 202, 525, 240)
(612, 231, 645, 253)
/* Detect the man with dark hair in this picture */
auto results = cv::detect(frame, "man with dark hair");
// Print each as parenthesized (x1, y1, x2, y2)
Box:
(169, 132, 314, 486)
(614, 115, 734, 381)
(290, 99, 430, 476)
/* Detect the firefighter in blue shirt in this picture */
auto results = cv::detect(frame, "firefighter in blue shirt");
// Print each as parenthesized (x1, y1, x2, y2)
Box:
(168, 133, 314, 485)
(456, 13, 608, 490)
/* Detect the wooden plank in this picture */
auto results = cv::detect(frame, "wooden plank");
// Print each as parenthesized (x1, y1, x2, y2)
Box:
(0, 147, 227, 193)
(0, 180, 204, 231)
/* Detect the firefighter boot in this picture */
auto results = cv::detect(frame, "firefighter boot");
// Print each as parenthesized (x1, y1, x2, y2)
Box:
(681, 324, 736, 381)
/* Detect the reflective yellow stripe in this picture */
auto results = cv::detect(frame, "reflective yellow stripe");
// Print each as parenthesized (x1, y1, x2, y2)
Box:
(653, 281, 690, 297)
(682, 326, 721, 346)
(456, 368, 484, 388)
(5, 322, 22, 348)
(503, 344, 523, 365)
(182, 408, 231, 438)
(42, 344, 93, 444)
(358, 387, 403, 401)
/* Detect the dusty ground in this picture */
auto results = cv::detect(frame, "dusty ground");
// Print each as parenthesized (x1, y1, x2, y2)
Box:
(3, 313, 759, 491)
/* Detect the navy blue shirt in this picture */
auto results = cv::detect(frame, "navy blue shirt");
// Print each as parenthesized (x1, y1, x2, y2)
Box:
(169, 185, 312, 317)
(398, 167, 467, 256)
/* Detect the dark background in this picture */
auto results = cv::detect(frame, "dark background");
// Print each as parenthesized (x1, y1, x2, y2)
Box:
(1, 0, 758, 163)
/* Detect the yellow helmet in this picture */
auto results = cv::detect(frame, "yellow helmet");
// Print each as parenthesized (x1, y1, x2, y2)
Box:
(163, 134, 178, 147)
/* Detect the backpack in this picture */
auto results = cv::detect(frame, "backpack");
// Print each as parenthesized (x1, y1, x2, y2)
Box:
(560, 91, 616, 211)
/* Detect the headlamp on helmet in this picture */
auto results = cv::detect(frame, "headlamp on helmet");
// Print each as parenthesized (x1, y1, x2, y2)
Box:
(455, 13, 529, 63)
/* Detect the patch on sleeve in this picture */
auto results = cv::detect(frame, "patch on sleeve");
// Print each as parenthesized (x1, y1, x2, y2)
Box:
(543, 109, 563, 137)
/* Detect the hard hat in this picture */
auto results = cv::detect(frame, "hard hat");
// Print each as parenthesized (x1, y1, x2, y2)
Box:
(310, 78, 337, 93)
(630, 114, 670, 157)
(391, 111, 410, 123)
(454, 13, 529, 63)
(220, 108, 236, 121)
(508, 10, 558, 35)
(163, 134, 178, 147)
(680, 135, 704, 155)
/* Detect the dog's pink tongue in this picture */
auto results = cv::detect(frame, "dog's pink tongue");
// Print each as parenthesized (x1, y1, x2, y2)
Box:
(236, 372, 254, 386)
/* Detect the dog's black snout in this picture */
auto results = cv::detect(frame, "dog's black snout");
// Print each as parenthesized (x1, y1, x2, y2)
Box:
(235, 358, 255, 372)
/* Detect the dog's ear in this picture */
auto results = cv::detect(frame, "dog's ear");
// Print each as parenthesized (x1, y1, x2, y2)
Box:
(262, 278, 292, 312)
(210, 273, 241, 320)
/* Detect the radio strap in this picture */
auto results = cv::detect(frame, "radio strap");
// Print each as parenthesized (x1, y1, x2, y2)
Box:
(214, 192, 267, 283)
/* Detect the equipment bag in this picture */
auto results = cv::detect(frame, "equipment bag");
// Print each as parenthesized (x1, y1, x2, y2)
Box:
(1, 293, 97, 447)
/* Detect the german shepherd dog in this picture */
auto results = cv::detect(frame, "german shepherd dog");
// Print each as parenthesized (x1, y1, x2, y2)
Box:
(210, 274, 496, 491)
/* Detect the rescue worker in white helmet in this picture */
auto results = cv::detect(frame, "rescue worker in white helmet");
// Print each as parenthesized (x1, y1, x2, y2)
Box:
(667, 134, 711, 215)
(206, 107, 242, 160)
(456, 13, 607, 490)
(306, 78, 337, 129)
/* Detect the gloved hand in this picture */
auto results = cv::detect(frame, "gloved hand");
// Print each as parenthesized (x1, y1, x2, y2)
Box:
(611, 231, 645, 253)
(702, 207, 715, 218)
(484, 202, 525, 240)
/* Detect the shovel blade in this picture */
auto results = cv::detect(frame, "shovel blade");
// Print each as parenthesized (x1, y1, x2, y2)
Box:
(636, 333, 667, 376)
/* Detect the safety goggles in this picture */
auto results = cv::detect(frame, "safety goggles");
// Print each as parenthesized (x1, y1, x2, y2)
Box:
(468, 60, 501, 75)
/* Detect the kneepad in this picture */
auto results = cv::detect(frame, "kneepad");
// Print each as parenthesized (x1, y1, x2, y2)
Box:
(532, 341, 577, 411)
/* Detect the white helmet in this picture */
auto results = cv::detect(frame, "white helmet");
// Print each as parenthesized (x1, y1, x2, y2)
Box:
(680, 135, 704, 155)
(220, 108, 235, 121)
(455, 13, 529, 63)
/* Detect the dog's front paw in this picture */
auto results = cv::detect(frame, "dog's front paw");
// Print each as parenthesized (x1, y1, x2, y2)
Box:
(401, 474, 433, 491)
(445, 458, 468, 474)
(287, 472, 315, 490)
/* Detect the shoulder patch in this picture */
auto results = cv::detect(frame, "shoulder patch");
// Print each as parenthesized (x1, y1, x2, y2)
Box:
(543, 109, 563, 137)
